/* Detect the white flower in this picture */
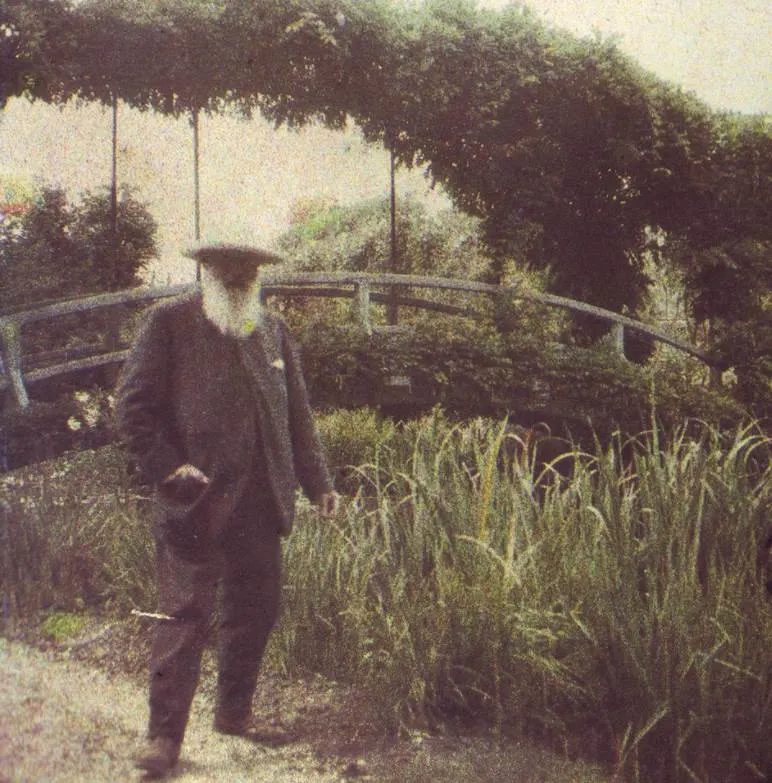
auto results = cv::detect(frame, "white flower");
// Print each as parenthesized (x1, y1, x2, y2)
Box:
(67, 417, 83, 431)
(721, 367, 738, 387)
(82, 404, 101, 428)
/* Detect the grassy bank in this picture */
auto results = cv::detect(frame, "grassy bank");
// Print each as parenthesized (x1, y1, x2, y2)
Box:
(1, 411, 770, 781)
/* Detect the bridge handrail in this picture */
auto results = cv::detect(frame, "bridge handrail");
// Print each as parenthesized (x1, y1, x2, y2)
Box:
(3, 283, 193, 326)
(1, 272, 717, 409)
(264, 272, 715, 365)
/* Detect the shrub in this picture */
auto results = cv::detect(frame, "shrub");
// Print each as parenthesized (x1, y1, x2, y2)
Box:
(0, 444, 155, 619)
(297, 313, 746, 439)
(315, 407, 395, 494)
(0, 185, 156, 309)
(1, 389, 115, 470)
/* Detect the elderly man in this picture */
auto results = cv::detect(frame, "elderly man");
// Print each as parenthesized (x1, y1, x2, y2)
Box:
(115, 244, 334, 778)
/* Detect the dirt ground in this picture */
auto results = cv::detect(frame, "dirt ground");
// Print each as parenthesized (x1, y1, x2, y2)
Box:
(0, 618, 613, 783)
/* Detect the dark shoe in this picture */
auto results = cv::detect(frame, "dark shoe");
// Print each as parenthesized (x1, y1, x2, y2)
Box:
(135, 736, 180, 779)
(213, 711, 250, 736)
(214, 713, 292, 746)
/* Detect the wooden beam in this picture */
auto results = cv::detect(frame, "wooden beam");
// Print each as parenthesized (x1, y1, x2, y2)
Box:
(9, 283, 193, 326)
(24, 350, 132, 384)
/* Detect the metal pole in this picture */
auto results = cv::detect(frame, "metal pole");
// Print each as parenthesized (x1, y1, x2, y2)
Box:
(111, 94, 118, 239)
(192, 107, 201, 281)
(104, 94, 121, 371)
(387, 147, 398, 325)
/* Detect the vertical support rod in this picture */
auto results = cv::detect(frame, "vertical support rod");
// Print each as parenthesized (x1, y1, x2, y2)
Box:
(387, 147, 398, 325)
(104, 94, 121, 371)
(192, 107, 201, 282)
(110, 94, 118, 242)
(1, 319, 29, 409)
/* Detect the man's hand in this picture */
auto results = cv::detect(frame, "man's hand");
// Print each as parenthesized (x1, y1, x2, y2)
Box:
(164, 464, 210, 486)
(162, 464, 210, 502)
(317, 492, 338, 519)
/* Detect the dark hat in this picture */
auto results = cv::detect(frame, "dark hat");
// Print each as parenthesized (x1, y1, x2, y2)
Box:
(186, 243, 284, 268)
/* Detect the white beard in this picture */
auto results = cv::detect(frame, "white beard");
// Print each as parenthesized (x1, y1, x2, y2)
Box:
(200, 266, 265, 338)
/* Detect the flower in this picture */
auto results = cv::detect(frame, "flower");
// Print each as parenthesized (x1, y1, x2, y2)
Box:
(721, 367, 738, 387)
(82, 405, 100, 428)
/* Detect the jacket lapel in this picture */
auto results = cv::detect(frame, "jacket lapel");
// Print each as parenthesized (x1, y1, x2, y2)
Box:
(235, 319, 287, 426)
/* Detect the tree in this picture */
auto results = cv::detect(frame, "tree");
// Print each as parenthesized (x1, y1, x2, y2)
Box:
(0, 185, 156, 309)
(69, 187, 158, 292)
(662, 113, 772, 421)
(355, 4, 679, 324)
(276, 194, 492, 279)
(1, 0, 83, 107)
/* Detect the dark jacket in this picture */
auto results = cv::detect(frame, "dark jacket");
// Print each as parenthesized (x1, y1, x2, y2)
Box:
(115, 292, 331, 538)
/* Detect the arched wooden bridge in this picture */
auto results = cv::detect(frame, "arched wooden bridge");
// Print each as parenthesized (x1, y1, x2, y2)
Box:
(0, 272, 719, 410)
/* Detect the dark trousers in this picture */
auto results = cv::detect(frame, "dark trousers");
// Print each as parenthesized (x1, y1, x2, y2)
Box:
(147, 498, 282, 744)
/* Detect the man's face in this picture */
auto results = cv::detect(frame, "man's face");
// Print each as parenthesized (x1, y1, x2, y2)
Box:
(211, 262, 259, 290)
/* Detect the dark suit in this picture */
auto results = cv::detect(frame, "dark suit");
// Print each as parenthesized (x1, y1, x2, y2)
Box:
(115, 292, 331, 743)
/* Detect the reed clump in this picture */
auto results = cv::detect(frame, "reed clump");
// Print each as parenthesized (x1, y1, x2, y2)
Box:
(281, 410, 771, 782)
(1, 444, 156, 618)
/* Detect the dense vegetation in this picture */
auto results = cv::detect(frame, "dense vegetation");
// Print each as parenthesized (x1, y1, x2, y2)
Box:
(295, 314, 743, 438)
(2, 410, 770, 781)
(269, 196, 746, 437)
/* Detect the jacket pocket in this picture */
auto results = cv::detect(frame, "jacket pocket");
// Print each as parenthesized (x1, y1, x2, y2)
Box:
(157, 482, 212, 561)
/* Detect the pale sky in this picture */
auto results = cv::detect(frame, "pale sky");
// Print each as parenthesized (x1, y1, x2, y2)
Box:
(481, 0, 770, 115)
(1, 0, 769, 282)
(1, 105, 441, 281)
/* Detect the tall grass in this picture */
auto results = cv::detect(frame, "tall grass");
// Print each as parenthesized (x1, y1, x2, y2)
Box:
(2, 412, 769, 781)
(1, 445, 156, 619)
(279, 410, 771, 782)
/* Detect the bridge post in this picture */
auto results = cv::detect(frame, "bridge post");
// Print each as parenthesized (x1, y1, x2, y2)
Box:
(100, 306, 123, 386)
(0, 318, 30, 409)
(611, 322, 625, 359)
(352, 280, 372, 334)
(708, 365, 722, 388)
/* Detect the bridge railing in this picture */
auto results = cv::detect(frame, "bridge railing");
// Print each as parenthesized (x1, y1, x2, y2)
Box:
(1, 272, 718, 410)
